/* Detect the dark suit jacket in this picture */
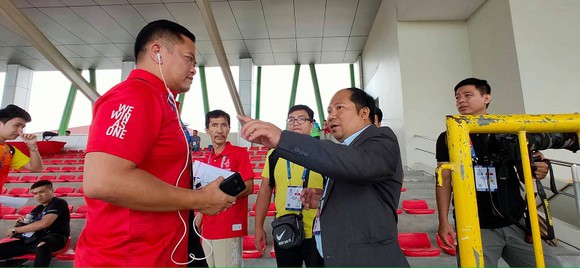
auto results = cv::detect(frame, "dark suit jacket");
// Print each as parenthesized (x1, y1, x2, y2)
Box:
(276, 125, 409, 267)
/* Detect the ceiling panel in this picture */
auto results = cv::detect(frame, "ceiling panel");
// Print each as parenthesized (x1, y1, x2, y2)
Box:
(133, 3, 175, 22)
(271, 39, 296, 53)
(210, 1, 242, 40)
(322, 37, 348, 52)
(346, 36, 367, 51)
(0, 25, 29, 46)
(115, 43, 135, 58)
(95, 0, 130, 4)
(0, 47, 34, 60)
(17, 46, 44, 58)
(71, 6, 135, 43)
(60, 0, 99, 6)
(295, 0, 325, 38)
(66, 44, 103, 57)
(244, 39, 271, 54)
(165, 2, 210, 41)
(91, 44, 129, 57)
(194, 41, 214, 54)
(10, 0, 33, 8)
(343, 51, 360, 62)
(297, 38, 321, 52)
(20, 8, 84, 45)
(351, 0, 381, 35)
(273, 52, 297, 65)
(26, 0, 66, 8)
(100, 4, 147, 40)
(323, 0, 358, 37)
(320, 51, 344, 63)
(297, 52, 320, 64)
(230, 1, 268, 39)
(250, 53, 274, 66)
(223, 39, 248, 54)
(41, 7, 110, 44)
(262, 0, 294, 39)
(55, 45, 82, 57)
(397, 0, 486, 21)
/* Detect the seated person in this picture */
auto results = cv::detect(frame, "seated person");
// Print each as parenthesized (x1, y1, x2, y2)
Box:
(0, 180, 71, 267)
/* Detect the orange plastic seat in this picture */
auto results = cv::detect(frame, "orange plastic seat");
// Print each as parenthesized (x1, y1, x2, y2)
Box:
(398, 232, 441, 257)
(436, 233, 456, 256)
(402, 199, 435, 214)
(242, 236, 263, 259)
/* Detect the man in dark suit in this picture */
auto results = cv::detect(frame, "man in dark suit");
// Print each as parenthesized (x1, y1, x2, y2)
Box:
(238, 88, 409, 267)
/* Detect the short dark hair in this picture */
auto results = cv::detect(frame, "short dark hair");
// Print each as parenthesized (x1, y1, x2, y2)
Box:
(454, 78, 491, 108)
(134, 19, 196, 62)
(205, 110, 230, 129)
(343, 88, 376, 124)
(0, 104, 31, 123)
(375, 107, 383, 123)
(31, 180, 53, 190)
(288, 105, 314, 120)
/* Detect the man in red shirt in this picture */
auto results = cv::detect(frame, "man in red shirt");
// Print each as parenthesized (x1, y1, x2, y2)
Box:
(199, 110, 254, 267)
(75, 20, 235, 267)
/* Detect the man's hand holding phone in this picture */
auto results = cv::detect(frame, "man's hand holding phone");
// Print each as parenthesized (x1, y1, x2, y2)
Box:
(197, 177, 236, 215)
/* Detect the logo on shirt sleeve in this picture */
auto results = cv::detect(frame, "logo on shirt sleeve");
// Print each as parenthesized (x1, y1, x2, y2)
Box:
(106, 104, 134, 139)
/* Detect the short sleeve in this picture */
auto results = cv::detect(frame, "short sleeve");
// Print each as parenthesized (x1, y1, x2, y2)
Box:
(261, 150, 274, 179)
(435, 131, 449, 162)
(10, 148, 30, 170)
(236, 149, 255, 181)
(87, 83, 163, 165)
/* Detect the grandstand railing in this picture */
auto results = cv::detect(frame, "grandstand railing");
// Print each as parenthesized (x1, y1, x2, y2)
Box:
(435, 114, 580, 268)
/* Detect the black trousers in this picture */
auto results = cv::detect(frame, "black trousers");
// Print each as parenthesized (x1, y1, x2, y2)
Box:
(0, 234, 66, 267)
(274, 238, 324, 267)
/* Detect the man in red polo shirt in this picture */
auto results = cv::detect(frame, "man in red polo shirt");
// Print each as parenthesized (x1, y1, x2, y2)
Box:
(75, 20, 235, 267)
(199, 110, 254, 267)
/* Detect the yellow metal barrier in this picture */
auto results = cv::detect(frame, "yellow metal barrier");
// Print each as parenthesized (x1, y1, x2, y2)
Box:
(441, 114, 580, 267)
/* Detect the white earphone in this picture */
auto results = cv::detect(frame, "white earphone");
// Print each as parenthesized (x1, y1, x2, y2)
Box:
(156, 52, 162, 63)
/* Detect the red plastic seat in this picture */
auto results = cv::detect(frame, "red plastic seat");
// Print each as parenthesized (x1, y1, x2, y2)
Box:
(401, 187, 407, 192)
(48, 159, 63, 165)
(21, 175, 39, 183)
(39, 175, 57, 182)
(397, 209, 403, 214)
(7, 187, 29, 197)
(44, 167, 61, 172)
(249, 202, 276, 217)
(270, 246, 276, 257)
(252, 184, 260, 194)
(56, 175, 75, 182)
(258, 162, 265, 169)
(249, 155, 262, 161)
(255, 150, 267, 156)
(402, 199, 435, 214)
(2, 205, 36, 220)
(70, 205, 88, 219)
(68, 175, 83, 182)
(63, 160, 77, 164)
(398, 233, 441, 257)
(242, 236, 263, 259)
(0, 207, 17, 218)
(436, 233, 457, 256)
(1, 188, 6, 194)
(54, 187, 75, 197)
(67, 187, 84, 197)
(254, 171, 263, 179)
(6, 176, 21, 183)
(20, 237, 71, 260)
(60, 166, 77, 172)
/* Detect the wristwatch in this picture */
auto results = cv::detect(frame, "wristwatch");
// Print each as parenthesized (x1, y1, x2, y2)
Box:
(11, 228, 17, 235)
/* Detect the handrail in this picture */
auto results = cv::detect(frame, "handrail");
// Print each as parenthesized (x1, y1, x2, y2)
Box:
(414, 147, 435, 155)
(547, 158, 579, 167)
(413, 134, 437, 141)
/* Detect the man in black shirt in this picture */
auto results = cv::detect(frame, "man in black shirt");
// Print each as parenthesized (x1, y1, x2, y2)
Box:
(435, 78, 561, 267)
(0, 180, 70, 267)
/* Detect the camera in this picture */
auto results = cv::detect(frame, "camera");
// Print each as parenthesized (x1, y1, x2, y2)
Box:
(488, 133, 578, 179)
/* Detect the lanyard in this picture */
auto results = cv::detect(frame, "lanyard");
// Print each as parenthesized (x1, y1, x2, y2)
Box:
(286, 160, 309, 187)
(166, 94, 193, 148)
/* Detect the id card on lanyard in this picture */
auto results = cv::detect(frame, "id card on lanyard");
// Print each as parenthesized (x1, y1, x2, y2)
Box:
(285, 161, 309, 211)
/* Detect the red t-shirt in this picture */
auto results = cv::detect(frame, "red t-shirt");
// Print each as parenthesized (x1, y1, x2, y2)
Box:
(75, 69, 192, 267)
(201, 142, 254, 239)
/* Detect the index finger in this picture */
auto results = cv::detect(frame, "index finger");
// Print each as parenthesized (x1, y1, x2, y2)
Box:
(237, 115, 254, 125)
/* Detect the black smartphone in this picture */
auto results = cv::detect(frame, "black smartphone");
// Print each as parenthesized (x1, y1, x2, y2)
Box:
(219, 172, 246, 196)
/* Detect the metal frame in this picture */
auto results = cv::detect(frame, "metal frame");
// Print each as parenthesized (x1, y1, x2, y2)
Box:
(436, 114, 580, 267)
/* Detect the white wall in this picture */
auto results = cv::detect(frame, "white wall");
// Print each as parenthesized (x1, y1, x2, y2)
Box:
(362, 0, 407, 165)
(397, 21, 473, 172)
(467, 0, 525, 115)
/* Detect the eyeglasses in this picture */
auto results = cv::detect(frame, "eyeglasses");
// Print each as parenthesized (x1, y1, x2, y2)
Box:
(286, 117, 312, 125)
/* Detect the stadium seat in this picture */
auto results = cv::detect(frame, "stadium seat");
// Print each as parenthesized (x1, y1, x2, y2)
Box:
(254, 171, 262, 179)
(6, 176, 20, 183)
(63, 160, 77, 164)
(249, 155, 262, 161)
(44, 167, 61, 172)
(252, 184, 260, 194)
(398, 232, 441, 257)
(55, 175, 75, 182)
(242, 236, 263, 259)
(54, 187, 75, 197)
(401, 187, 407, 192)
(67, 187, 84, 197)
(436, 233, 456, 256)
(402, 199, 435, 214)
(70, 205, 88, 219)
(270, 247, 276, 258)
(7, 187, 29, 197)
(0, 207, 17, 219)
(60, 166, 77, 172)
(258, 162, 265, 169)
(249, 202, 276, 217)
(39, 175, 57, 182)
(255, 150, 267, 156)
(1, 188, 6, 194)
(18, 237, 71, 260)
(249, 146, 260, 151)
(20, 175, 39, 183)
(68, 175, 83, 182)
(48, 159, 63, 165)
(2, 206, 36, 220)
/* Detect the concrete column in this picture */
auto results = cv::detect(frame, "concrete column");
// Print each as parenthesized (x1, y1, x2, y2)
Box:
(121, 61, 135, 81)
(1, 64, 33, 109)
(237, 58, 254, 147)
